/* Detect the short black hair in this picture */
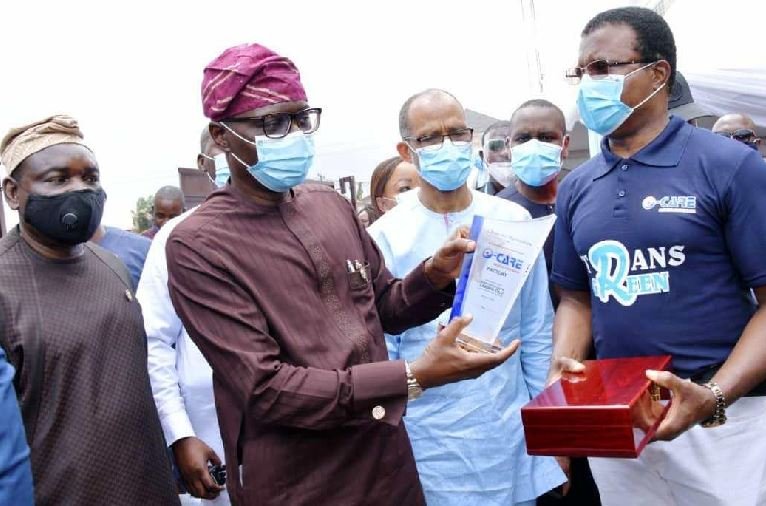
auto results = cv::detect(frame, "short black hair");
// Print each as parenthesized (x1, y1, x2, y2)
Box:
(481, 120, 512, 146)
(398, 89, 460, 139)
(582, 6, 676, 89)
(510, 99, 566, 134)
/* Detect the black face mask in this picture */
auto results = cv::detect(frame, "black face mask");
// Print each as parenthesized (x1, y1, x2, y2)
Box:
(24, 189, 106, 246)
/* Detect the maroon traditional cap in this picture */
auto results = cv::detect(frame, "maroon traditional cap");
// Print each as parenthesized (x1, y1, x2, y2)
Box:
(201, 43, 307, 121)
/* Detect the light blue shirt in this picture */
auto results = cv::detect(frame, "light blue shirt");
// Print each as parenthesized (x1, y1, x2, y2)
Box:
(368, 189, 564, 506)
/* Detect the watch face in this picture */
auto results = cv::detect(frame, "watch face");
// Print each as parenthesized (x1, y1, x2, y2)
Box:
(407, 382, 423, 401)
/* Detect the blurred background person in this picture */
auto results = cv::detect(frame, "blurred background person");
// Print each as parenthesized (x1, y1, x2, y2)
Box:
(143, 185, 186, 239)
(712, 113, 762, 151)
(357, 204, 378, 227)
(370, 155, 420, 216)
(478, 120, 513, 195)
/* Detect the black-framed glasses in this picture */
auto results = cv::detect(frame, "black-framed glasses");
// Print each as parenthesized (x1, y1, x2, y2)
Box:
(485, 138, 508, 153)
(715, 128, 759, 144)
(404, 128, 474, 151)
(225, 107, 322, 139)
(565, 59, 652, 84)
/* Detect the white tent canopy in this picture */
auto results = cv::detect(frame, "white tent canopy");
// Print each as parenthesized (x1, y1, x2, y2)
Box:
(686, 68, 766, 128)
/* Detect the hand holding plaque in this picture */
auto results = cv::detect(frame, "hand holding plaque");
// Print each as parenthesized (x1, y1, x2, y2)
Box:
(409, 315, 520, 389)
(424, 225, 475, 289)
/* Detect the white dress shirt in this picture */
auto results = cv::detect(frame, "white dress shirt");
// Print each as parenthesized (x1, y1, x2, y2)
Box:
(137, 208, 229, 505)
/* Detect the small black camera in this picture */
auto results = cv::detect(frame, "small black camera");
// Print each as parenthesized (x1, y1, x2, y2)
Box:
(208, 463, 227, 486)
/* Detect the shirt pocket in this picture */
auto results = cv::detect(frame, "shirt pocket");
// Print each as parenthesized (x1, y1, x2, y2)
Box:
(347, 262, 372, 291)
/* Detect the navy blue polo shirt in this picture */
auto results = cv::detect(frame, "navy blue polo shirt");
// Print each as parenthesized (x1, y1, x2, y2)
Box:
(98, 226, 151, 291)
(552, 115, 766, 377)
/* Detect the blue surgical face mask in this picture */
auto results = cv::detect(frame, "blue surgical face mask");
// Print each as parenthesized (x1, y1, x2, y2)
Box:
(576, 63, 665, 136)
(511, 139, 562, 187)
(222, 125, 315, 193)
(213, 153, 230, 187)
(414, 138, 472, 191)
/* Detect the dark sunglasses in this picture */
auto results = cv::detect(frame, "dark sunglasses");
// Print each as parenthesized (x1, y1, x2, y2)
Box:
(715, 128, 758, 143)
(485, 138, 508, 153)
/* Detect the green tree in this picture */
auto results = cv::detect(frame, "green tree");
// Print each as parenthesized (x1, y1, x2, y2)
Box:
(131, 194, 154, 232)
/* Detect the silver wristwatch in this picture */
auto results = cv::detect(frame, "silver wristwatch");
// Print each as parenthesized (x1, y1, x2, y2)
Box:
(404, 361, 423, 401)
(700, 381, 727, 428)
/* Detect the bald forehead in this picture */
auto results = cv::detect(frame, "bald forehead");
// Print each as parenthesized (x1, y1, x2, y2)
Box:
(406, 91, 465, 136)
(712, 114, 757, 133)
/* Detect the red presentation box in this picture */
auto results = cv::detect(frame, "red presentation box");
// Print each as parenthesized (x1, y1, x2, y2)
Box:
(521, 356, 672, 458)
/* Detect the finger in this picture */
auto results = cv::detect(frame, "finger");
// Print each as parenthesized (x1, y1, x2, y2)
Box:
(208, 450, 222, 467)
(189, 477, 208, 499)
(650, 397, 680, 441)
(440, 237, 476, 257)
(467, 339, 520, 368)
(492, 339, 521, 362)
(646, 370, 682, 392)
(651, 415, 681, 442)
(451, 225, 471, 240)
(556, 356, 586, 373)
(437, 315, 473, 345)
(198, 468, 222, 496)
(562, 481, 572, 496)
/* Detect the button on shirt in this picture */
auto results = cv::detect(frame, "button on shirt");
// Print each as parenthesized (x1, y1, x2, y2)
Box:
(553, 116, 766, 377)
(136, 209, 229, 505)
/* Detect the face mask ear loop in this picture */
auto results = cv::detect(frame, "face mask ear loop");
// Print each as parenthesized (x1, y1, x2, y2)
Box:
(624, 62, 667, 111)
(219, 122, 257, 168)
(632, 81, 666, 111)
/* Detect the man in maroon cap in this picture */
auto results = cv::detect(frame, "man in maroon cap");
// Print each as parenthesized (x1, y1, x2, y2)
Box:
(165, 43, 519, 506)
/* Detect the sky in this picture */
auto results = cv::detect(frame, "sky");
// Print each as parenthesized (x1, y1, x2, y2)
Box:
(1, 0, 759, 229)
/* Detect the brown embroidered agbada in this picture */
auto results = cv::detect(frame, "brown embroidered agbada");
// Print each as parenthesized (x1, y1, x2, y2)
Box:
(0, 229, 179, 505)
(167, 184, 454, 506)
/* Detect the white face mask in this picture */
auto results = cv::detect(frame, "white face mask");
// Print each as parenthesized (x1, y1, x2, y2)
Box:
(487, 161, 514, 188)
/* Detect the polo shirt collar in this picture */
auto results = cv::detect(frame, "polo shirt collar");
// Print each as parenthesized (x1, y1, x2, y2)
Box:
(592, 115, 692, 181)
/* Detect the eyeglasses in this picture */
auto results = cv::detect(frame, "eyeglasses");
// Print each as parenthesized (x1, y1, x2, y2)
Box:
(485, 138, 508, 153)
(715, 128, 759, 144)
(225, 107, 322, 139)
(565, 59, 652, 84)
(404, 128, 474, 151)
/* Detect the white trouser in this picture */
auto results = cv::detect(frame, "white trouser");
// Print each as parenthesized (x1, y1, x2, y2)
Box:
(178, 491, 230, 505)
(589, 396, 766, 506)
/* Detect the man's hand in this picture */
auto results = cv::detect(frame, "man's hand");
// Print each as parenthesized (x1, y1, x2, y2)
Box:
(172, 436, 225, 499)
(410, 315, 520, 388)
(647, 370, 717, 441)
(546, 356, 586, 387)
(425, 226, 475, 289)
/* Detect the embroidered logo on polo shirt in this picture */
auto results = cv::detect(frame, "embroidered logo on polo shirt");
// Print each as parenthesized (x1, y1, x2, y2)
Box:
(642, 195, 696, 214)
(581, 240, 686, 306)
